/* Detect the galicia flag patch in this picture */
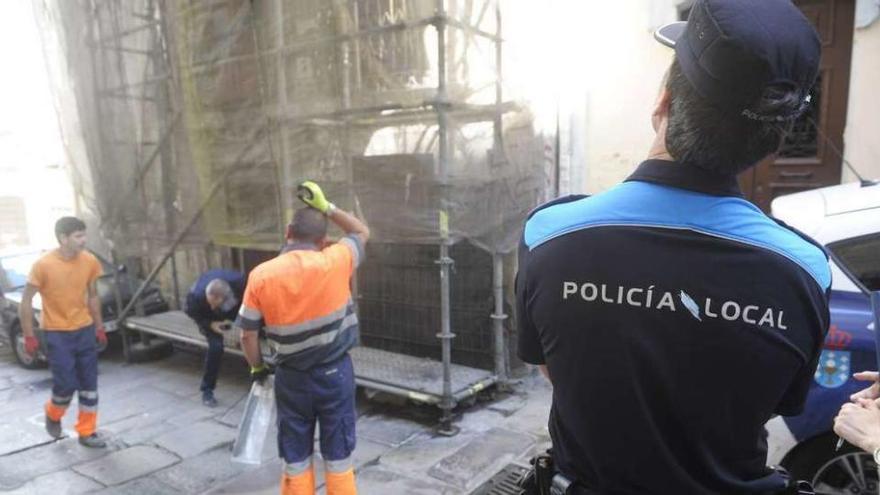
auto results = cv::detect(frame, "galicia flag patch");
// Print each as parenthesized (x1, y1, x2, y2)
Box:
(814, 350, 851, 389)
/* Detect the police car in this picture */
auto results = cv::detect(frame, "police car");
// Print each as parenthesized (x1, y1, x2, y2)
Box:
(767, 180, 880, 494)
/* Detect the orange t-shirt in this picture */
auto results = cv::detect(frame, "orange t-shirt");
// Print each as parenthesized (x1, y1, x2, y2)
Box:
(27, 250, 103, 331)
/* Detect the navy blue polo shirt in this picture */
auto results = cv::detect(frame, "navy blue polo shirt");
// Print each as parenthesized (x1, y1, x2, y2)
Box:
(516, 160, 831, 494)
(185, 269, 245, 335)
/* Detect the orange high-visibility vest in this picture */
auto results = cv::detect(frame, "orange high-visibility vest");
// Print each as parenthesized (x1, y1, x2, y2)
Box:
(237, 237, 362, 368)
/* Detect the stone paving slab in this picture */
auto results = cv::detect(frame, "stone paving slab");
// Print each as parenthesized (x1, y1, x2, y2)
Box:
(378, 430, 478, 475)
(428, 427, 536, 490)
(147, 366, 205, 399)
(95, 386, 184, 426)
(356, 414, 427, 447)
(91, 476, 183, 495)
(164, 403, 218, 429)
(72, 445, 180, 486)
(459, 407, 508, 434)
(357, 465, 461, 494)
(210, 378, 253, 406)
(203, 459, 283, 495)
(488, 394, 528, 417)
(114, 420, 175, 447)
(501, 382, 552, 441)
(0, 386, 46, 417)
(152, 446, 249, 494)
(102, 395, 226, 447)
(102, 406, 185, 443)
(0, 414, 57, 457)
(352, 437, 393, 469)
(154, 420, 236, 458)
(1, 469, 104, 495)
(216, 398, 246, 428)
(0, 437, 115, 489)
(91, 363, 158, 395)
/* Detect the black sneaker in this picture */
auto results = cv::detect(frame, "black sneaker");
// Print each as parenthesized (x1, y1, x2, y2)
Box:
(45, 416, 62, 439)
(202, 391, 218, 408)
(78, 433, 106, 448)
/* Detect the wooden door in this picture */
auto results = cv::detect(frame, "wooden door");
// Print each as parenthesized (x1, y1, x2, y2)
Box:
(739, 0, 856, 211)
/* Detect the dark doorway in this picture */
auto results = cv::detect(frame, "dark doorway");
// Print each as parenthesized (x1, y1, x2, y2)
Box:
(738, 0, 856, 211)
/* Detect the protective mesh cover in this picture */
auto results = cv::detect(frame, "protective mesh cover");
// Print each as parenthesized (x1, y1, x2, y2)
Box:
(34, 0, 551, 258)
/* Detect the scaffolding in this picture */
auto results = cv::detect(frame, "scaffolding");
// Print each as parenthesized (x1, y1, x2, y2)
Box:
(36, 0, 549, 433)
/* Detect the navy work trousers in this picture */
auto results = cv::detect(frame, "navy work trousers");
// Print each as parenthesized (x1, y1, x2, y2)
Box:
(200, 330, 225, 392)
(45, 325, 99, 407)
(275, 353, 357, 465)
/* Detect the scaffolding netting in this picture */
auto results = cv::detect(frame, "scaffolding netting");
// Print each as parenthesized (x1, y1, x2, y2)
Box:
(35, 0, 551, 257)
(34, 0, 556, 373)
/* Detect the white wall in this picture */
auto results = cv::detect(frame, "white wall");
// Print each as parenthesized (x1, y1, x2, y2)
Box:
(0, 162, 75, 249)
(508, 0, 679, 194)
(842, 17, 880, 182)
(580, 2, 677, 194)
(0, 0, 73, 250)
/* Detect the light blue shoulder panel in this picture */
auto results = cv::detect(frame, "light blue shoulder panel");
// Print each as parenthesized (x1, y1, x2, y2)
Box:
(523, 181, 831, 291)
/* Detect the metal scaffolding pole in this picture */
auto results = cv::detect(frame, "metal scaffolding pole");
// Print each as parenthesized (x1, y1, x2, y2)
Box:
(434, 0, 458, 437)
(154, 0, 180, 309)
(273, 0, 294, 216)
(490, 2, 510, 389)
(491, 254, 508, 383)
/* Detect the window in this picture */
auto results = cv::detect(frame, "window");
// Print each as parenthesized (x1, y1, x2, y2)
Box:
(0, 197, 28, 247)
(778, 73, 822, 159)
(828, 233, 880, 292)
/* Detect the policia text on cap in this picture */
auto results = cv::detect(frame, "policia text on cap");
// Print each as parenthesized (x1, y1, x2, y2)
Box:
(516, 1, 830, 494)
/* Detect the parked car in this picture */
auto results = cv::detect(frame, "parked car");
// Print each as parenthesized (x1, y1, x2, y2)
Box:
(767, 180, 880, 494)
(0, 249, 169, 369)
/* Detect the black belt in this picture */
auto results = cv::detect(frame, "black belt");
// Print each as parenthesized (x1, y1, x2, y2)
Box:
(517, 452, 814, 495)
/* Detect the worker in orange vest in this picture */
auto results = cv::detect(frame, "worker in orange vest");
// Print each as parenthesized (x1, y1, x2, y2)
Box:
(19, 217, 108, 448)
(237, 181, 369, 495)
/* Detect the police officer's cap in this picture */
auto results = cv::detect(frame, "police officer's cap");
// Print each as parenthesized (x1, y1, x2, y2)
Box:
(655, 0, 820, 121)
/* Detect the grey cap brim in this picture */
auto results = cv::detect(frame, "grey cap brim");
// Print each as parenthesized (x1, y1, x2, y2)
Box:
(654, 21, 687, 48)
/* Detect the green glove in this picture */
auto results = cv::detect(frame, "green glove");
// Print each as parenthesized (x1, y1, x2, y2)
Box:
(296, 181, 332, 214)
(250, 363, 270, 384)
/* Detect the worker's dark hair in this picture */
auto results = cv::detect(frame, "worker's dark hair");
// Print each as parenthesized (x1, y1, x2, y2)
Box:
(288, 207, 328, 243)
(665, 58, 802, 174)
(54, 216, 86, 242)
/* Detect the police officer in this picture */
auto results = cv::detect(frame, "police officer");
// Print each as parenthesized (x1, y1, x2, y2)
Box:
(237, 181, 368, 495)
(184, 269, 245, 407)
(516, 1, 830, 493)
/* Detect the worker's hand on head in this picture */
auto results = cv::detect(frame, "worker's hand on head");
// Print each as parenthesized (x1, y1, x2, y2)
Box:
(250, 363, 271, 385)
(24, 335, 39, 356)
(296, 181, 332, 214)
(834, 399, 880, 454)
(850, 371, 880, 402)
(95, 325, 108, 346)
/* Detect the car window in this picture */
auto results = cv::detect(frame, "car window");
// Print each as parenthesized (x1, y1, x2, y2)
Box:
(0, 253, 42, 291)
(828, 234, 880, 292)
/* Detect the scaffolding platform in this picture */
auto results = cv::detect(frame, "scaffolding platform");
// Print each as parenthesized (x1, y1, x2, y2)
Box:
(126, 311, 247, 355)
(125, 311, 497, 406)
(349, 347, 496, 406)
